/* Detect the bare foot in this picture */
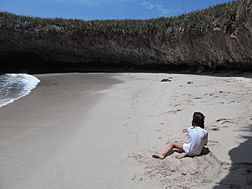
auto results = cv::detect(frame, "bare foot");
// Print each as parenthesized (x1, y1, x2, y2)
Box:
(152, 154, 165, 159)
(175, 153, 187, 159)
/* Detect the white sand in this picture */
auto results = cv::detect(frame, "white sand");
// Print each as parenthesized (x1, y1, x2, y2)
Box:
(0, 73, 251, 189)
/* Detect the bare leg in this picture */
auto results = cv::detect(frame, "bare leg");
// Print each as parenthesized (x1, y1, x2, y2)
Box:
(175, 152, 187, 159)
(152, 142, 184, 159)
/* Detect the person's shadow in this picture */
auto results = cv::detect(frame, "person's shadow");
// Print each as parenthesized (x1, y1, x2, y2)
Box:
(200, 147, 210, 156)
(213, 124, 252, 188)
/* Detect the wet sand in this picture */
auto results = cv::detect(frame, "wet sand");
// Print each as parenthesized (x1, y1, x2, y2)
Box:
(0, 73, 251, 189)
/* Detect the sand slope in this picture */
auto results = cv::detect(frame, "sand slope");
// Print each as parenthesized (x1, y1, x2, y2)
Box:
(0, 73, 251, 189)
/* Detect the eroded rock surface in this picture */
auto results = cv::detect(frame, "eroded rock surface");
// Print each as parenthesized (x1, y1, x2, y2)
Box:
(0, 0, 251, 73)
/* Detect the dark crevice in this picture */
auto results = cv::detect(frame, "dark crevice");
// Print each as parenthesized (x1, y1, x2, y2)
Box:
(0, 51, 251, 74)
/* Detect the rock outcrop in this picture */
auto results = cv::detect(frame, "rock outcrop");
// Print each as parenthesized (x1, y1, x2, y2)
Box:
(0, 0, 252, 73)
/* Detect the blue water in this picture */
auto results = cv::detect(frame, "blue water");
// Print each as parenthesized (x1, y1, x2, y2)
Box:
(0, 74, 40, 108)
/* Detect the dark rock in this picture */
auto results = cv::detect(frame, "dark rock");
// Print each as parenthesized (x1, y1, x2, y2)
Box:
(161, 79, 172, 82)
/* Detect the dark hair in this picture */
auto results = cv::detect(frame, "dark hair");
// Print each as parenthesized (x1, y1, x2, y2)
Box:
(192, 112, 205, 128)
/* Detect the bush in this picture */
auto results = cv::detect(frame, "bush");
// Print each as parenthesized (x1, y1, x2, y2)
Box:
(0, 0, 239, 39)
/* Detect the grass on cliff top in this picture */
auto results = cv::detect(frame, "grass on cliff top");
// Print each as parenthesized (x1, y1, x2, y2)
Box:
(0, 0, 239, 38)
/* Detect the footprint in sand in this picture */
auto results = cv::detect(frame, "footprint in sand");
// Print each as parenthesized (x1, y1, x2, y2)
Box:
(208, 140, 220, 146)
(212, 118, 238, 130)
(216, 118, 228, 122)
(130, 151, 222, 188)
(210, 127, 220, 131)
(165, 109, 182, 114)
(131, 174, 137, 181)
(224, 79, 233, 82)
(194, 97, 202, 100)
(216, 118, 235, 124)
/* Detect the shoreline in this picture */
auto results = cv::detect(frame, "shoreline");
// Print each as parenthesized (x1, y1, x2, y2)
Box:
(0, 72, 251, 188)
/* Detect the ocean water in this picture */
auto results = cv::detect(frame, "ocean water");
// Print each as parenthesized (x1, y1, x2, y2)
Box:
(0, 74, 40, 108)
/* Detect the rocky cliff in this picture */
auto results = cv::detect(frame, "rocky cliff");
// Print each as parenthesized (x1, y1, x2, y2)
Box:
(0, 0, 252, 73)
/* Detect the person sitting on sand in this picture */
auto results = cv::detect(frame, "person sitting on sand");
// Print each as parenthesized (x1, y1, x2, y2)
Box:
(153, 112, 208, 159)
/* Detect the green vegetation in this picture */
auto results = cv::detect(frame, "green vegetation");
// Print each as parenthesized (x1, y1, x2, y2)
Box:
(0, 0, 239, 39)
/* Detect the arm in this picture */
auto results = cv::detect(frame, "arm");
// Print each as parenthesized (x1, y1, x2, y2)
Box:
(182, 129, 188, 133)
(204, 133, 208, 146)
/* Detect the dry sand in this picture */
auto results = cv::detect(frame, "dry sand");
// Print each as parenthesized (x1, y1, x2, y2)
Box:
(0, 73, 251, 189)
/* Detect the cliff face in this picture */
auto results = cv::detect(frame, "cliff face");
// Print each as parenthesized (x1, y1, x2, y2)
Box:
(0, 0, 252, 73)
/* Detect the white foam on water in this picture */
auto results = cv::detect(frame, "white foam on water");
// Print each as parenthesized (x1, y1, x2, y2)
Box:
(0, 74, 40, 108)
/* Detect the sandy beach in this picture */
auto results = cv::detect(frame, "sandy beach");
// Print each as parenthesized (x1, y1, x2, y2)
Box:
(0, 73, 251, 189)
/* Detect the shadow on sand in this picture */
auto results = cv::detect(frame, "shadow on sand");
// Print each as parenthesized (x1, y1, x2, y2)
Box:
(213, 124, 252, 189)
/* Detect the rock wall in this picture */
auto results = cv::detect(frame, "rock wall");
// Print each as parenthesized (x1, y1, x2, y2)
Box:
(0, 0, 252, 73)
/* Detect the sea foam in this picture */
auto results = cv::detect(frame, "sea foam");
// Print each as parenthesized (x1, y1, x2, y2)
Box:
(0, 74, 40, 108)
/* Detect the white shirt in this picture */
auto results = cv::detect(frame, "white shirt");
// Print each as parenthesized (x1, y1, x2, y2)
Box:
(183, 126, 208, 156)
